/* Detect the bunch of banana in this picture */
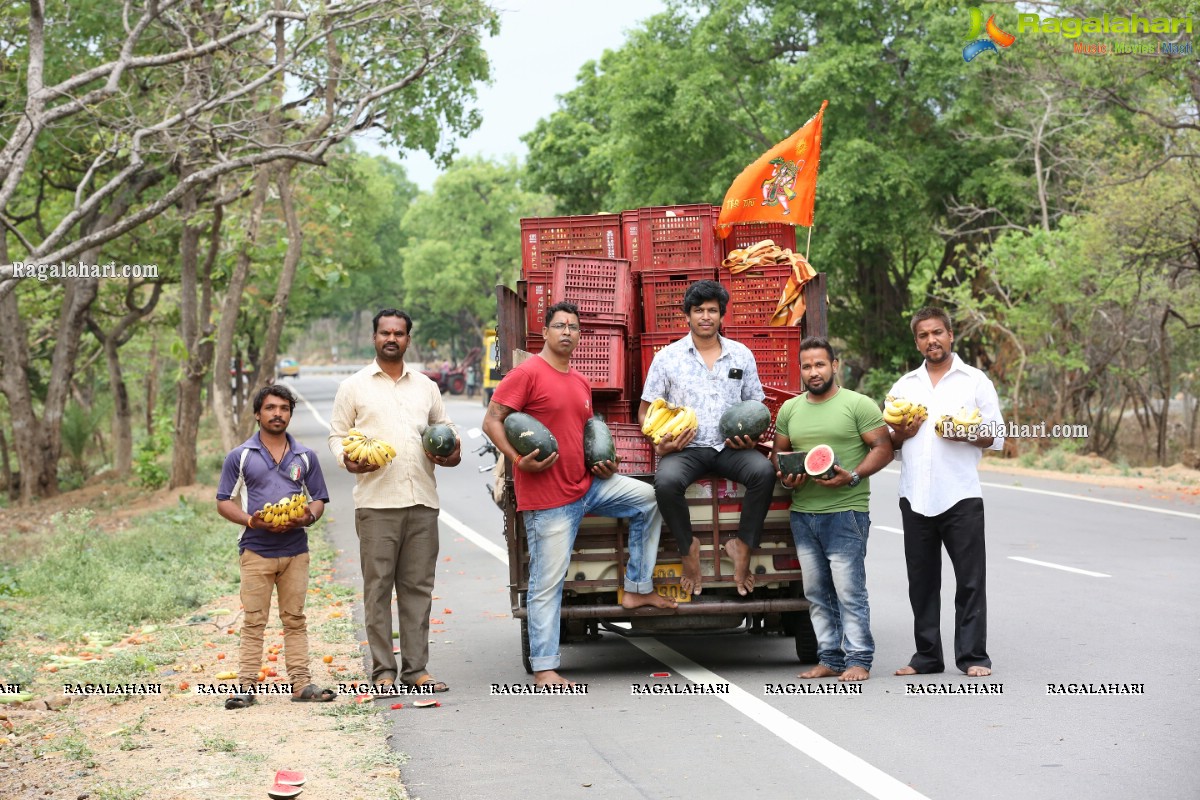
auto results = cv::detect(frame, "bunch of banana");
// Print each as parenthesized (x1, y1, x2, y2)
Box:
(341, 428, 396, 467)
(257, 493, 310, 527)
(883, 396, 928, 427)
(641, 398, 698, 444)
(935, 406, 983, 438)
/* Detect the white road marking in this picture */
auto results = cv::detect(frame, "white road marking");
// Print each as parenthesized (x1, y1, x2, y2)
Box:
(879, 467, 1200, 521)
(440, 511, 509, 563)
(1007, 557, 1111, 578)
(627, 638, 931, 800)
(291, 384, 331, 430)
(876, 525, 904, 535)
(443, 505, 928, 800)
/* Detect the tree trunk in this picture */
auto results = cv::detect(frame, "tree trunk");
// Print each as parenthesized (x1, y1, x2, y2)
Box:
(239, 165, 304, 436)
(145, 337, 158, 439)
(212, 169, 272, 452)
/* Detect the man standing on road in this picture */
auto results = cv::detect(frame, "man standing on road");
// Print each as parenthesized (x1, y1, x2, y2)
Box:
(889, 307, 1004, 678)
(773, 338, 892, 682)
(484, 301, 676, 687)
(640, 279, 776, 596)
(216, 385, 336, 708)
(329, 309, 461, 694)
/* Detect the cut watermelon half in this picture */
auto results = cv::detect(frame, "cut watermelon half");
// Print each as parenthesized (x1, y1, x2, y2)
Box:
(267, 783, 303, 799)
(274, 770, 305, 786)
(803, 444, 839, 480)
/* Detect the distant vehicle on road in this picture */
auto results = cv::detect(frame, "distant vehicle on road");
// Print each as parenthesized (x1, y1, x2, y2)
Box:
(277, 358, 300, 378)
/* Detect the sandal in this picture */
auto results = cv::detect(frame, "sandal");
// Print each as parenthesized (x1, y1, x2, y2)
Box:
(224, 693, 256, 710)
(407, 674, 449, 693)
(290, 684, 336, 703)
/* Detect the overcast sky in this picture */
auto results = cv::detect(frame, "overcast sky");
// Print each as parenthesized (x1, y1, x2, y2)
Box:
(357, 0, 667, 190)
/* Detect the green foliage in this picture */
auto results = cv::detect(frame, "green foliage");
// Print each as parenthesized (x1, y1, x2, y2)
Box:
(398, 157, 551, 355)
(133, 417, 172, 489)
(7, 501, 238, 635)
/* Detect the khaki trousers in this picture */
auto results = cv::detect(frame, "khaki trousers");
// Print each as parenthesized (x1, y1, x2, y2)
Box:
(238, 550, 311, 688)
(355, 506, 440, 684)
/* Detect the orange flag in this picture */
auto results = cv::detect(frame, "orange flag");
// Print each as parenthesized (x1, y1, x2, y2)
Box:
(716, 100, 828, 237)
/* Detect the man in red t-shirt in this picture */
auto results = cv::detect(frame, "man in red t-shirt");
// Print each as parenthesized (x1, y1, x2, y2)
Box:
(484, 302, 676, 686)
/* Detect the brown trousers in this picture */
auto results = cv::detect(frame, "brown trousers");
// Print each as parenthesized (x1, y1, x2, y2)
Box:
(238, 550, 311, 688)
(355, 506, 440, 684)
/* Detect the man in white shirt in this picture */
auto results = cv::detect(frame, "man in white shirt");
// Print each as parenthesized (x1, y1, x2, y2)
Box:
(329, 310, 461, 694)
(887, 307, 1004, 677)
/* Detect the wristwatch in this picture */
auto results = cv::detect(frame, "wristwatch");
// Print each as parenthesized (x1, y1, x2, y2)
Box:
(847, 471, 861, 488)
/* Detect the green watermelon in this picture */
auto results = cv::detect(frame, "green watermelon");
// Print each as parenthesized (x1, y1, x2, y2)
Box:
(421, 424, 458, 457)
(776, 450, 806, 477)
(719, 399, 772, 441)
(583, 417, 616, 467)
(503, 412, 558, 462)
(803, 444, 839, 480)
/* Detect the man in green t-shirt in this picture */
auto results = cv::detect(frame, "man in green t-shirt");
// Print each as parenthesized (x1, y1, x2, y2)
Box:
(773, 337, 893, 682)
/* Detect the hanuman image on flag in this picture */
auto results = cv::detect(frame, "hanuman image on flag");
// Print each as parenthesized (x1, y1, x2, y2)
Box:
(761, 156, 802, 214)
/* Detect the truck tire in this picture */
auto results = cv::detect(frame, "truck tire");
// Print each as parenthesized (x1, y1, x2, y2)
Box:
(449, 375, 466, 395)
(785, 610, 819, 664)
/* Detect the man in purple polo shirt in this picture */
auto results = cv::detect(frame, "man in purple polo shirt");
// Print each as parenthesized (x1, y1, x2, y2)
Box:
(216, 385, 335, 709)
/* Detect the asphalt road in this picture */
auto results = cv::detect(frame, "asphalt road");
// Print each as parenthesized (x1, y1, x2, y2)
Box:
(282, 374, 1200, 800)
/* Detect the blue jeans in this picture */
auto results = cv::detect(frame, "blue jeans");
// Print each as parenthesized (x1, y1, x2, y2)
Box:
(790, 510, 874, 672)
(523, 475, 663, 672)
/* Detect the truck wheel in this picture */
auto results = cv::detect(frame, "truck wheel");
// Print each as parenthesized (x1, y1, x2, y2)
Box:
(786, 610, 819, 664)
(449, 375, 466, 395)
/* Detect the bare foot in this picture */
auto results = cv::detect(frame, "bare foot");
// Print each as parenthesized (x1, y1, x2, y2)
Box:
(894, 665, 918, 676)
(839, 666, 869, 682)
(622, 590, 678, 610)
(798, 665, 842, 679)
(966, 665, 992, 677)
(680, 538, 703, 596)
(533, 669, 575, 687)
(724, 537, 754, 596)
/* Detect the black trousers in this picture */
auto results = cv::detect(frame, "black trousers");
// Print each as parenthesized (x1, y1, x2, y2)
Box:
(899, 496, 990, 673)
(654, 447, 776, 554)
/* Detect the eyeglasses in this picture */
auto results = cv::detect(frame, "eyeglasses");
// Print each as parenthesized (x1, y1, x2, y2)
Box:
(547, 323, 581, 333)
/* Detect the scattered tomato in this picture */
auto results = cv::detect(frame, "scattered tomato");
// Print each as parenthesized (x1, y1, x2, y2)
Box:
(390, 703, 404, 710)
(216, 653, 225, 660)
(267, 654, 278, 662)
(322, 655, 333, 664)
(178, 681, 190, 691)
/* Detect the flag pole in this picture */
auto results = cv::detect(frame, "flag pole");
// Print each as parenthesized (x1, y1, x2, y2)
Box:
(805, 225, 812, 261)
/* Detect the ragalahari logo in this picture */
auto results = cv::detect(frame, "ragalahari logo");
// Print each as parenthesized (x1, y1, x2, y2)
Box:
(963, 7, 1016, 61)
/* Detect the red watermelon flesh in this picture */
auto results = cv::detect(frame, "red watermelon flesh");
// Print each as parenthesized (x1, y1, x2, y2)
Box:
(804, 444, 839, 479)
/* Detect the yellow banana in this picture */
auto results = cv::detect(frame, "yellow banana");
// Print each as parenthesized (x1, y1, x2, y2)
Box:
(346, 439, 367, 462)
(641, 406, 667, 435)
(883, 409, 906, 425)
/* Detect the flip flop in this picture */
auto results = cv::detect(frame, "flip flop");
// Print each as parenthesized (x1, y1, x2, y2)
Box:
(274, 770, 305, 786)
(224, 693, 256, 710)
(290, 684, 336, 703)
(408, 674, 449, 693)
(267, 783, 302, 799)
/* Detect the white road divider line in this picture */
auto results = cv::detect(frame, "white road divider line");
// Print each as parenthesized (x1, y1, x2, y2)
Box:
(876, 525, 904, 535)
(442, 500, 927, 800)
(291, 384, 331, 430)
(878, 467, 1200, 521)
(440, 511, 509, 564)
(1007, 556, 1111, 578)
(627, 638, 931, 800)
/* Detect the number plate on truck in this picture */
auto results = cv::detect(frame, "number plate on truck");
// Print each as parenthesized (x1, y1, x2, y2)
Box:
(619, 564, 692, 604)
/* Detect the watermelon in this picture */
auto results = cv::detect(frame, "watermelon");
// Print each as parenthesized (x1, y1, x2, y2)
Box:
(583, 417, 616, 467)
(803, 444, 839, 480)
(503, 412, 558, 462)
(719, 399, 772, 441)
(776, 451, 807, 477)
(421, 423, 458, 457)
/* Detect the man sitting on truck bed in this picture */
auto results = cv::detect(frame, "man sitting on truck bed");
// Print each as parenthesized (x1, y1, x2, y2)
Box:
(485, 301, 677, 687)
(640, 280, 776, 596)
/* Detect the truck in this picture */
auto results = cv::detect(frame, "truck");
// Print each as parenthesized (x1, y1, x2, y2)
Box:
(493, 207, 829, 673)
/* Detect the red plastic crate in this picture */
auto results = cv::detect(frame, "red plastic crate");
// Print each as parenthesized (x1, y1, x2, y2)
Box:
(621, 211, 640, 274)
(637, 331, 678, 382)
(633, 204, 721, 272)
(640, 268, 717, 333)
(761, 385, 802, 449)
(719, 263, 794, 327)
(720, 221, 798, 256)
(551, 256, 632, 327)
(521, 215, 621, 273)
(572, 325, 627, 392)
(610, 422, 656, 475)
(592, 397, 633, 424)
(523, 270, 553, 335)
(726, 326, 802, 391)
(524, 333, 543, 354)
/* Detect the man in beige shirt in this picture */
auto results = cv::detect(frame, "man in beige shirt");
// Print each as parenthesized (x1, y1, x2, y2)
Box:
(329, 309, 461, 693)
